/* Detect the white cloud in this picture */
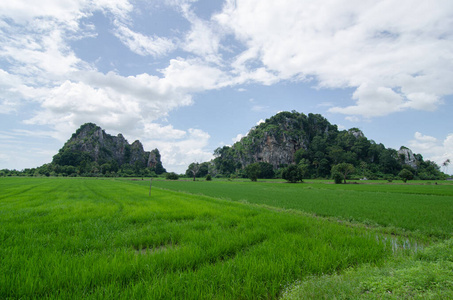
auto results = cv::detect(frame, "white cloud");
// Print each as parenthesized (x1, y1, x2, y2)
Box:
(0, 1, 220, 172)
(413, 132, 438, 144)
(232, 133, 244, 143)
(143, 123, 187, 140)
(23, 70, 196, 141)
(409, 132, 453, 174)
(144, 127, 213, 174)
(215, 0, 453, 118)
(328, 84, 405, 117)
(114, 22, 176, 57)
(160, 57, 230, 91)
(183, 14, 221, 63)
(0, 22, 84, 81)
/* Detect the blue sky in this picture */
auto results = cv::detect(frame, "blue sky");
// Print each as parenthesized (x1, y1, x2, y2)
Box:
(1, 0, 452, 174)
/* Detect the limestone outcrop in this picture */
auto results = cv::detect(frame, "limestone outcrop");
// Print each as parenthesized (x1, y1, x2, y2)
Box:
(398, 147, 418, 169)
(51, 123, 165, 173)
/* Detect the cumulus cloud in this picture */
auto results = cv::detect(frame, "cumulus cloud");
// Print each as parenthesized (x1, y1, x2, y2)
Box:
(23, 70, 196, 142)
(409, 132, 453, 174)
(160, 57, 230, 91)
(0, 0, 219, 172)
(329, 84, 405, 117)
(144, 127, 213, 174)
(215, 0, 453, 118)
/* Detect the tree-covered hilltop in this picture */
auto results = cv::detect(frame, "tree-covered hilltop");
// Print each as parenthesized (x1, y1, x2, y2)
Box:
(30, 123, 165, 177)
(209, 111, 446, 180)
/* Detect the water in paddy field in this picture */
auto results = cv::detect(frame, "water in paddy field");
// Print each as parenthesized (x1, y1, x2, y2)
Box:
(375, 235, 424, 254)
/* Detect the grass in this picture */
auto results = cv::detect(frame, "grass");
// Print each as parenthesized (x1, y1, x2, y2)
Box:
(134, 179, 453, 239)
(1, 177, 393, 299)
(281, 238, 453, 299)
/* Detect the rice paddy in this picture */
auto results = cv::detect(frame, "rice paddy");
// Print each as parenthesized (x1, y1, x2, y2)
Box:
(1, 177, 452, 299)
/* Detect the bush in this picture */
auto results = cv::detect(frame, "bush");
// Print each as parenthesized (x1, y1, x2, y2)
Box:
(333, 173, 343, 184)
(206, 174, 212, 181)
(282, 165, 303, 183)
(384, 174, 394, 182)
(398, 169, 414, 183)
(246, 163, 260, 182)
(331, 163, 355, 184)
(165, 172, 179, 180)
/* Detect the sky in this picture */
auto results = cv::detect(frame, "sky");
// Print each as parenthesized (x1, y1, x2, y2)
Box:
(0, 0, 452, 175)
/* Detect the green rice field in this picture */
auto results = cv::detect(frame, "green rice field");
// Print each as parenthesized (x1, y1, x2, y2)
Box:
(142, 179, 453, 239)
(1, 177, 452, 299)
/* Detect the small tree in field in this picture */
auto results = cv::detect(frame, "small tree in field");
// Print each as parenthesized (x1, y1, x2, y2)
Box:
(398, 169, 414, 183)
(165, 172, 179, 180)
(246, 163, 260, 182)
(189, 162, 200, 181)
(282, 164, 303, 183)
(331, 163, 355, 184)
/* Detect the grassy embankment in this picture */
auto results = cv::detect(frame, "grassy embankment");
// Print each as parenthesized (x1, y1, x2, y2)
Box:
(1, 177, 452, 299)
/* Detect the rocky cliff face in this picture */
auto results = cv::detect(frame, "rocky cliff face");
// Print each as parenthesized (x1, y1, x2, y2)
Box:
(232, 112, 336, 168)
(212, 111, 445, 179)
(236, 131, 306, 168)
(52, 123, 164, 172)
(398, 147, 418, 169)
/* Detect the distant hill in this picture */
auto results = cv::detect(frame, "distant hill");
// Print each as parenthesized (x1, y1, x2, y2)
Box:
(46, 123, 165, 177)
(211, 111, 445, 180)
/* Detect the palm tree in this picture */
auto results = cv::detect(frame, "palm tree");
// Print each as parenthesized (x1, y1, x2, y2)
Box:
(442, 159, 451, 174)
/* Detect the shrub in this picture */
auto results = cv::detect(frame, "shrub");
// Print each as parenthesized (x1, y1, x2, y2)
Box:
(206, 174, 212, 181)
(398, 169, 414, 183)
(246, 163, 260, 182)
(165, 172, 179, 180)
(384, 174, 394, 182)
(282, 165, 303, 183)
(331, 163, 355, 184)
(333, 172, 343, 184)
